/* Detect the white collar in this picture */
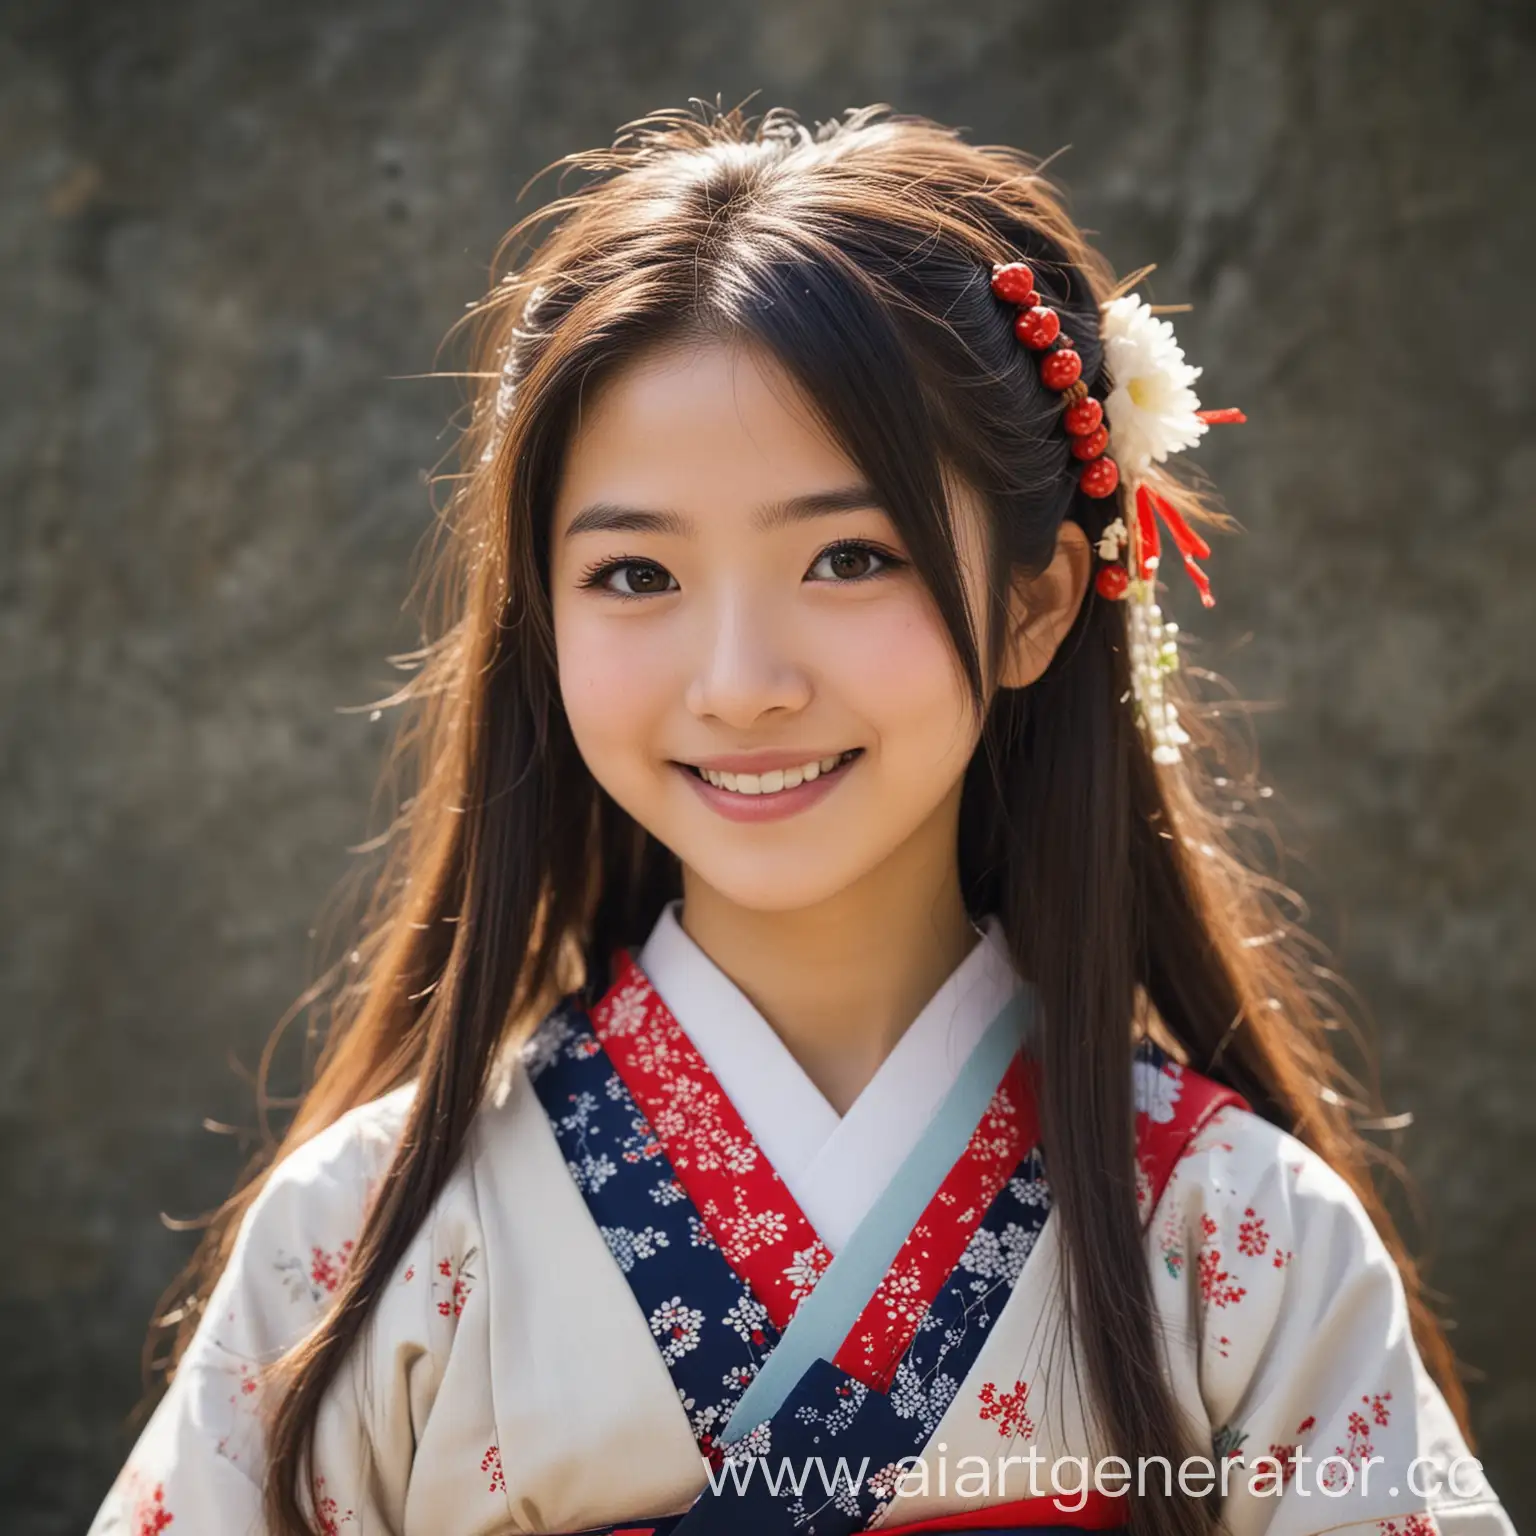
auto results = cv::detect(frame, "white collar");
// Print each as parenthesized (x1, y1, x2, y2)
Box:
(637, 902, 1023, 1253)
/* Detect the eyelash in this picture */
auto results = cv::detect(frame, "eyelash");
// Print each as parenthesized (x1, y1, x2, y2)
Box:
(578, 540, 906, 600)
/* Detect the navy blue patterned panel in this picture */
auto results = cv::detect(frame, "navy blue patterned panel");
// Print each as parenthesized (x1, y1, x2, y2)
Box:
(675, 1147, 1054, 1535)
(524, 999, 782, 1463)
(566, 1524, 1118, 1535)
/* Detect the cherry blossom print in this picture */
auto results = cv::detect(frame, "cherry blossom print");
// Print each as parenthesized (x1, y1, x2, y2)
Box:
(597, 973, 652, 1037)
(865, 1459, 912, 1522)
(1378, 1517, 1438, 1536)
(481, 1442, 506, 1495)
(726, 1419, 774, 1462)
(1253, 1415, 1317, 1494)
(129, 1477, 173, 1535)
(313, 1476, 354, 1535)
(519, 1009, 574, 1076)
(433, 1248, 477, 1318)
(958, 1219, 1040, 1287)
(600, 1222, 671, 1273)
(228, 1362, 259, 1403)
(1197, 1213, 1248, 1309)
(1008, 1170, 1049, 1206)
(590, 954, 826, 1328)
(722, 1293, 771, 1347)
(1237, 1206, 1269, 1258)
(554, 1089, 620, 1193)
(834, 1063, 1038, 1388)
(700, 1186, 792, 1265)
(650, 1175, 687, 1205)
(887, 1357, 960, 1438)
(1321, 1392, 1393, 1489)
(273, 1239, 355, 1306)
(977, 1378, 1036, 1441)
(649, 1296, 706, 1364)
(1133, 1054, 1185, 1123)
(782, 1241, 833, 1304)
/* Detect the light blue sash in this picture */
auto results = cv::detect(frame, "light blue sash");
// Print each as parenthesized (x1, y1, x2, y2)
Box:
(723, 985, 1037, 1441)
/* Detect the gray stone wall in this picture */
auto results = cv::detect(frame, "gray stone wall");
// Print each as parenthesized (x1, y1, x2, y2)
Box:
(2, 0, 1530, 1529)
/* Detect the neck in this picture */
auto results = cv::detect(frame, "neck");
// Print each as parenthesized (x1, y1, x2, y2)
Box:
(677, 802, 976, 1116)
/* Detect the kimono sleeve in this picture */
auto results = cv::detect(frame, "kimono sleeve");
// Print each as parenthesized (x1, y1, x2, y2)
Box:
(1156, 1108, 1513, 1536)
(87, 1088, 416, 1536)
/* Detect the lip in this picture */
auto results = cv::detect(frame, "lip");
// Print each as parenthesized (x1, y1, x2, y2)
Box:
(672, 750, 861, 824)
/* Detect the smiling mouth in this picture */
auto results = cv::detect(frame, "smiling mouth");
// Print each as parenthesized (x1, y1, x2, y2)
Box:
(681, 749, 862, 798)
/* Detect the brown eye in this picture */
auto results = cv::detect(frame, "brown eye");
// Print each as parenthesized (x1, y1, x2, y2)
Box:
(604, 560, 676, 596)
(808, 542, 893, 583)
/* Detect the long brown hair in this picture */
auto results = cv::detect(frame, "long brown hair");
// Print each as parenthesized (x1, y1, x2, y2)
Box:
(156, 102, 1468, 1536)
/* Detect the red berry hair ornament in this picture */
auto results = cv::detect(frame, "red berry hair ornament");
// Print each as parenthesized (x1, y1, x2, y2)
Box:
(990, 264, 1246, 764)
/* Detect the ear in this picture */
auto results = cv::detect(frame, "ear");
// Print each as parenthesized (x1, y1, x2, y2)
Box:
(996, 518, 1095, 690)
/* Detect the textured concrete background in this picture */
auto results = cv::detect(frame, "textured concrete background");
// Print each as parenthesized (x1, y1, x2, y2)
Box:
(2, 0, 1532, 1529)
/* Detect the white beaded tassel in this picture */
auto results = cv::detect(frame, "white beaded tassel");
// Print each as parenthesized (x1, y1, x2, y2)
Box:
(1126, 574, 1189, 765)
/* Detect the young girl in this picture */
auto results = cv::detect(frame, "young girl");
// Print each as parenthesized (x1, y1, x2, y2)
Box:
(90, 105, 1512, 1536)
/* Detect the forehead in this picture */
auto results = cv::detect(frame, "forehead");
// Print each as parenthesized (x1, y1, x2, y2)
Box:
(553, 337, 862, 526)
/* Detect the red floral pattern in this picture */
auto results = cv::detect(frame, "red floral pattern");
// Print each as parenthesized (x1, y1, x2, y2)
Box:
(1196, 1212, 1249, 1309)
(434, 1249, 477, 1318)
(314, 1477, 354, 1534)
(482, 1442, 505, 1494)
(1323, 1391, 1393, 1490)
(834, 1056, 1037, 1389)
(274, 1240, 355, 1305)
(592, 954, 830, 1331)
(977, 1378, 1036, 1441)
(1379, 1517, 1437, 1536)
(131, 1479, 173, 1535)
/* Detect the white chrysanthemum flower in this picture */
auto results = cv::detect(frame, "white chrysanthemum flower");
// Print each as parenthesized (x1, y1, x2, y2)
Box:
(1101, 295, 1207, 478)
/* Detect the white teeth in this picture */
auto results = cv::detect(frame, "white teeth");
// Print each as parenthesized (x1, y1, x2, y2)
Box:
(696, 753, 852, 797)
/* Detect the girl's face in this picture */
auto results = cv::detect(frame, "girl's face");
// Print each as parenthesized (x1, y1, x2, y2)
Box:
(549, 338, 1068, 915)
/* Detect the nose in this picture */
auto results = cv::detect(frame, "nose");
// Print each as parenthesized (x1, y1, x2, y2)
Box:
(684, 590, 813, 728)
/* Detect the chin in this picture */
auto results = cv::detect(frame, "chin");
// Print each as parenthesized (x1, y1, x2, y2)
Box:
(680, 848, 882, 916)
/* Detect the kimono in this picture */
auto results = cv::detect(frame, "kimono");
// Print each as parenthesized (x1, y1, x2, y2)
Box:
(89, 908, 1513, 1536)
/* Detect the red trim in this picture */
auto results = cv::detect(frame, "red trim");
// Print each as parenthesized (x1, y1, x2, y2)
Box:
(833, 1055, 1039, 1391)
(591, 953, 830, 1332)
(1135, 1055, 1250, 1224)
(882, 1489, 1125, 1531)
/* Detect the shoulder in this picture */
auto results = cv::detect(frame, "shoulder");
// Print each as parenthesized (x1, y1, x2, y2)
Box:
(231, 1085, 417, 1279)
(1148, 1094, 1406, 1331)
(256, 1085, 415, 1206)
(1171, 1099, 1381, 1237)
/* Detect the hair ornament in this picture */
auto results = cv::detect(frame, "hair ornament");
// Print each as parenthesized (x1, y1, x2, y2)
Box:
(990, 265, 1247, 764)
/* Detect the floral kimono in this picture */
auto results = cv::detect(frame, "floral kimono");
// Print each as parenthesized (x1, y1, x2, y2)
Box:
(89, 910, 1512, 1536)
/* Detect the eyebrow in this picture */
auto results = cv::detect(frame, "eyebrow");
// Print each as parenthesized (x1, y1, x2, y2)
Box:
(563, 483, 884, 539)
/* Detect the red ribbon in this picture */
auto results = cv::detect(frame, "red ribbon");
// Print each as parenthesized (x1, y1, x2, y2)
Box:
(1136, 485, 1215, 608)
(1127, 405, 1243, 606)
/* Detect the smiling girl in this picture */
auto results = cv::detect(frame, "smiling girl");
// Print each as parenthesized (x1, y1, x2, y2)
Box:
(91, 105, 1511, 1536)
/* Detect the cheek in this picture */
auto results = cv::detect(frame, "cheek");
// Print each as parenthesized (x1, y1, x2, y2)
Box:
(554, 606, 671, 773)
(822, 593, 975, 760)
